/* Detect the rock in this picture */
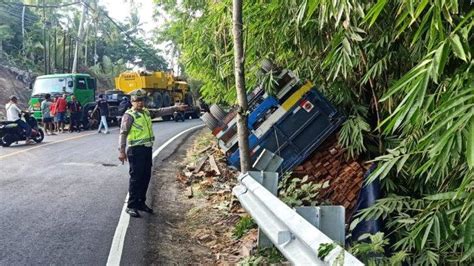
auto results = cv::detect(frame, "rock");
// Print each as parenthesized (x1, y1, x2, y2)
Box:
(186, 186, 193, 198)
(198, 233, 213, 242)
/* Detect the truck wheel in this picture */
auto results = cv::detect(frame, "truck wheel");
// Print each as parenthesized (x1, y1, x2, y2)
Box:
(191, 110, 200, 119)
(163, 93, 171, 107)
(201, 112, 219, 130)
(153, 92, 163, 108)
(210, 104, 227, 121)
(82, 103, 96, 130)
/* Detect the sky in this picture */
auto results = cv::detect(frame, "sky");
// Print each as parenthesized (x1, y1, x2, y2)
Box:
(98, 0, 176, 71)
(99, 0, 158, 39)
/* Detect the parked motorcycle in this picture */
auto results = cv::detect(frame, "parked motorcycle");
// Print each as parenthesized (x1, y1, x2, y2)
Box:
(0, 112, 44, 147)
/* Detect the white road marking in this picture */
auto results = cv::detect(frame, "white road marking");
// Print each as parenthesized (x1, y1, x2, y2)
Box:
(106, 124, 204, 266)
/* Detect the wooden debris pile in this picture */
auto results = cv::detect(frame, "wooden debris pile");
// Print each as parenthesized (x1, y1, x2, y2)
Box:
(176, 131, 260, 263)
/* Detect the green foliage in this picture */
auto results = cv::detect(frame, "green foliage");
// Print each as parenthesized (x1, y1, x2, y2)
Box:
(89, 55, 126, 89)
(317, 243, 336, 260)
(339, 115, 371, 158)
(278, 173, 329, 207)
(232, 215, 256, 239)
(349, 232, 408, 266)
(0, 0, 166, 75)
(239, 247, 285, 265)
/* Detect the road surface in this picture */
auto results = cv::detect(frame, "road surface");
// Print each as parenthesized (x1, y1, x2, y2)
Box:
(0, 119, 202, 265)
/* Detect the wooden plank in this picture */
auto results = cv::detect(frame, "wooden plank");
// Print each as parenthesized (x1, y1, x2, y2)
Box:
(193, 155, 208, 174)
(209, 155, 221, 176)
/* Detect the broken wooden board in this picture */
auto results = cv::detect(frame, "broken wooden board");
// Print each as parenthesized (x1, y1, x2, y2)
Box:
(209, 155, 221, 176)
(193, 155, 209, 174)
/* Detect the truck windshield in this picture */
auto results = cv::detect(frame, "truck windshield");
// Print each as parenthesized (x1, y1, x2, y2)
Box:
(32, 77, 73, 96)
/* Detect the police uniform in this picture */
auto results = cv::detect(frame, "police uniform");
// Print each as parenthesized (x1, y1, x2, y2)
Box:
(119, 103, 155, 216)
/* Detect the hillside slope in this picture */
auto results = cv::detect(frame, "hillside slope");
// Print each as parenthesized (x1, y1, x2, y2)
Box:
(0, 65, 32, 118)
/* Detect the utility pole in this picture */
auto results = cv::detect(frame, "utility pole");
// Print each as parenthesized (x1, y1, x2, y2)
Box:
(54, 28, 57, 73)
(68, 34, 73, 72)
(84, 28, 88, 67)
(63, 31, 66, 72)
(21, 5, 25, 55)
(42, 0, 47, 74)
(232, 0, 251, 173)
(72, 0, 88, 73)
(48, 33, 51, 74)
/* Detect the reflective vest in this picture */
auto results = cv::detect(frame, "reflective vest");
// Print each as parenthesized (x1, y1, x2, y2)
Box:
(126, 108, 154, 147)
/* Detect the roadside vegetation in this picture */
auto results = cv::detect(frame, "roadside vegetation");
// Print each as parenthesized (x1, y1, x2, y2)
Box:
(158, 0, 473, 264)
(0, 0, 166, 87)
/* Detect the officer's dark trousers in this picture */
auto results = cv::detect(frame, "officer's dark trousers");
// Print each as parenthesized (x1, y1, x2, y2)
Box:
(127, 145, 153, 208)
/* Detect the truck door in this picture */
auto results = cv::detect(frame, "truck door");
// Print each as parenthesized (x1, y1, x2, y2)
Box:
(72, 76, 94, 106)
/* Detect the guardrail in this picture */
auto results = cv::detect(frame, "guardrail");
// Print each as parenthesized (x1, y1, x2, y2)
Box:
(232, 171, 364, 265)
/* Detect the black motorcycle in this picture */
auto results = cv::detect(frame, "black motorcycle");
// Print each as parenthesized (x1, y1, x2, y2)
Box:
(0, 112, 44, 147)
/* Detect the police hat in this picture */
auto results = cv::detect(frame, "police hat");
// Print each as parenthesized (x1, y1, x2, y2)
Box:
(131, 94, 145, 102)
(131, 89, 146, 102)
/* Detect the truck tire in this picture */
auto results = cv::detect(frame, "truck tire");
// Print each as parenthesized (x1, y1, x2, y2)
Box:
(163, 93, 171, 107)
(201, 112, 219, 131)
(261, 58, 276, 73)
(82, 103, 96, 130)
(210, 104, 227, 121)
(191, 110, 200, 119)
(153, 92, 163, 108)
(184, 93, 194, 106)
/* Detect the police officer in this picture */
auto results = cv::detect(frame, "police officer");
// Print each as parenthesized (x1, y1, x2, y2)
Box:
(118, 93, 155, 217)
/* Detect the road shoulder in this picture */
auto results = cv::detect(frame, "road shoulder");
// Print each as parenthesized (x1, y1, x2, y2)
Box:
(144, 129, 214, 264)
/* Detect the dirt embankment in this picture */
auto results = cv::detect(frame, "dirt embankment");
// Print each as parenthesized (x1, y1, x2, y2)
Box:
(0, 65, 33, 118)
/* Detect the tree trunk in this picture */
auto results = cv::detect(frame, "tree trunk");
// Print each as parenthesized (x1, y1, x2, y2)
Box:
(232, 0, 251, 173)
(84, 28, 88, 67)
(42, 0, 47, 74)
(22, 5, 25, 55)
(72, 1, 87, 73)
(62, 31, 66, 72)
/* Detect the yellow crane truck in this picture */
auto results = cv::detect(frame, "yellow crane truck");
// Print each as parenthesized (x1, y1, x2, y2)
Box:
(113, 71, 200, 121)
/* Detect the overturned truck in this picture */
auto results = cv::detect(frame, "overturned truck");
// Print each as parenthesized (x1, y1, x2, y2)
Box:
(201, 61, 345, 172)
(202, 61, 381, 240)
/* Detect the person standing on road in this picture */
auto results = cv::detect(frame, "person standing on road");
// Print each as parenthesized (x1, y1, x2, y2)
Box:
(40, 93, 55, 135)
(5, 96, 33, 144)
(118, 94, 155, 218)
(118, 97, 132, 116)
(55, 94, 67, 133)
(67, 95, 82, 133)
(93, 94, 109, 134)
(50, 97, 58, 133)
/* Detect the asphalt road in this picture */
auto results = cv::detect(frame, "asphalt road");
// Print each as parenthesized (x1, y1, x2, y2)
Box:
(0, 119, 202, 265)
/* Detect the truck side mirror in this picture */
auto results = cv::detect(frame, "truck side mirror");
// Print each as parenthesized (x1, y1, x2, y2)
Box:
(68, 81, 73, 87)
(29, 82, 33, 90)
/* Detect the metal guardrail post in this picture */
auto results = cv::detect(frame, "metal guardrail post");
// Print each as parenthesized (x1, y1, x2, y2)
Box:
(295, 206, 345, 245)
(233, 171, 364, 265)
(238, 171, 278, 248)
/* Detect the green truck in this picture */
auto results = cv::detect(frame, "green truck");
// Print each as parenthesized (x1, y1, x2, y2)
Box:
(29, 73, 99, 125)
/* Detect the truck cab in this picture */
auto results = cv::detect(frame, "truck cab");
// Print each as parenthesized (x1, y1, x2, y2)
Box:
(29, 73, 96, 121)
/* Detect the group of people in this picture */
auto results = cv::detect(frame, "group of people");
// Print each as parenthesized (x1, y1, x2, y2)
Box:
(40, 94, 83, 135)
(5, 92, 169, 218)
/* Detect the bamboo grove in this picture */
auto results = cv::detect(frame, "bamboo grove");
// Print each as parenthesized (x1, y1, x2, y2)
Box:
(156, 0, 473, 264)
